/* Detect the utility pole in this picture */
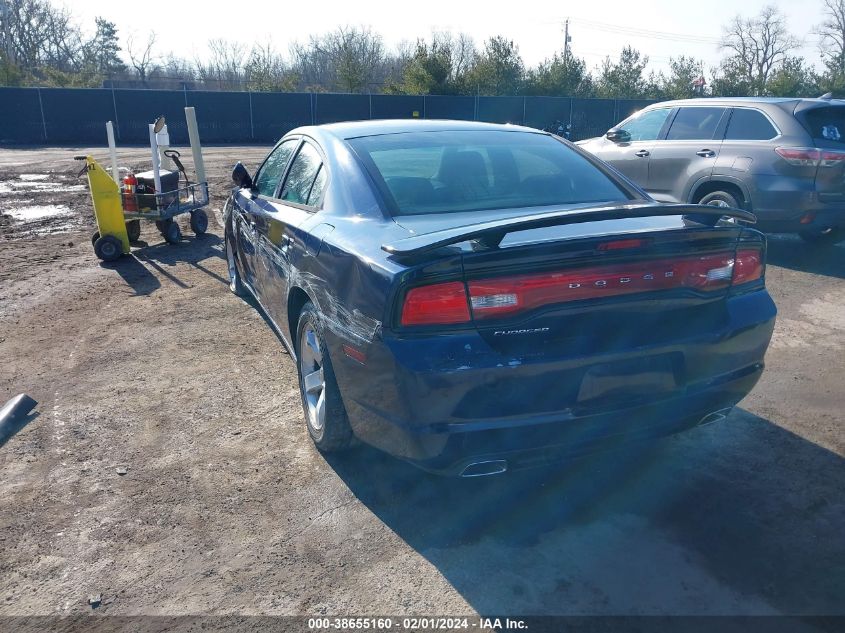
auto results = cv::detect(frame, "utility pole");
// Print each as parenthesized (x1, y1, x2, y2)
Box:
(563, 18, 571, 64)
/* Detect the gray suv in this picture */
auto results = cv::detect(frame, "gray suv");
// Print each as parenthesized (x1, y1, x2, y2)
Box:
(578, 97, 845, 245)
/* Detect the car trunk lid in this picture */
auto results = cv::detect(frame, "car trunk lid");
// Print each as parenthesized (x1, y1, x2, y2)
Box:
(389, 203, 760, 356)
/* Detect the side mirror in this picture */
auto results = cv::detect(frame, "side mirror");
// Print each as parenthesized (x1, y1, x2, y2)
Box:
(231, 162, 253, 189)
(606, 128, 631, 143)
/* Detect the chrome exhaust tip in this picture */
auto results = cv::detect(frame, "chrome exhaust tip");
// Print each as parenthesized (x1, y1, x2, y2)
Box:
(698, 407, 733, 427)
(460, 460, 508, 478)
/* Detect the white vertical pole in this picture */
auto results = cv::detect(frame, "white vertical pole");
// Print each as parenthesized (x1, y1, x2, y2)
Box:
(106, 121, 119, 184)
(149, 123, 162, 201)
(184, 107, 206, 185)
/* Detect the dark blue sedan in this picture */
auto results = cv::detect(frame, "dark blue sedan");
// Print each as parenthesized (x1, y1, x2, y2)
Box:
(224, 120, 776, 477)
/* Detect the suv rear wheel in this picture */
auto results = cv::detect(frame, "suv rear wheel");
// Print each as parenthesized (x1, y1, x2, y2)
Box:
(699, 190, 741, 209)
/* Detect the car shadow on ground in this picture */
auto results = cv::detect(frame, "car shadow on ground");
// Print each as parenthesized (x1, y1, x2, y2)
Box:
(325, 408, 844, 616)
(102, 234, 226, 296)
(765, 234, 845, 279)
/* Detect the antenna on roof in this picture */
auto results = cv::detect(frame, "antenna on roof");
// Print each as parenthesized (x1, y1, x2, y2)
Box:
(819, 92, 834, 100)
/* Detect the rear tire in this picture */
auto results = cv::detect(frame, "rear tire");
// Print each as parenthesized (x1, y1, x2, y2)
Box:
(190, 209, 208, 235)
(296, 302, 354, 452)
(799, 227, 845, 246)
(91, 231, 100, 247)
(162, 219, 182, 244)
(93, 234, 123, 262)
(699, 191, 741, 209)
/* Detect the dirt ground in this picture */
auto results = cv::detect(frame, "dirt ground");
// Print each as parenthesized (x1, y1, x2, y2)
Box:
(0, 145, 843, 619)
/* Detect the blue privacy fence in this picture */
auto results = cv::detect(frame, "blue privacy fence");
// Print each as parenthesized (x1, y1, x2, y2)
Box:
(0, 87, 657, 145)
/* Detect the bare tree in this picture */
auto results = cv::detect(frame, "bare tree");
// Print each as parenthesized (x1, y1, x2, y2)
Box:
(293, 26, 385, 93)
(128, 31, 158, 86)
(720, 5, 799, 95)
(816, 0, 845, 79)
(244, 42, 297, 91)
(3, 0, 83, 73)
(195, 38, 246, 90)
(451, 32, 477, 82)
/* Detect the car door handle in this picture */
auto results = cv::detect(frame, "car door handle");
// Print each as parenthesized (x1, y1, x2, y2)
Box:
(635, 150, 650, 158)
(697, 149, 716, 158)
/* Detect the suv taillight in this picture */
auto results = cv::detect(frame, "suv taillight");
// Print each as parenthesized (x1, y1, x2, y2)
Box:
(775, 147, 845, 167)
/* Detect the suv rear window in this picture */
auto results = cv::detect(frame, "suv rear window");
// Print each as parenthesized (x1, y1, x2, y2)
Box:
(798, 106, 845, 143)
(725, 109, 778, 141)
(350, 131, 629, 215)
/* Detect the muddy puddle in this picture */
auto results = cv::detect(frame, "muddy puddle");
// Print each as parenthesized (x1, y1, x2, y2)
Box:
(0, 171, 92, 238)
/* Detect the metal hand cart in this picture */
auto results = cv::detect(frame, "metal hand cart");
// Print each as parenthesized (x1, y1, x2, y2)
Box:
(76, 108, 210, 262)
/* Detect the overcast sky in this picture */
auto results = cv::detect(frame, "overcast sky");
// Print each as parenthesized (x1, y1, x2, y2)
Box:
(65, 0, 826, 77)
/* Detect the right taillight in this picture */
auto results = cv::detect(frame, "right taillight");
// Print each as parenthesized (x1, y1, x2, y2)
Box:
(733, 247, 764, 286)
(775, 147, 821, 166)
(400, 281, 471, 326)
(775, 147, 845, 167)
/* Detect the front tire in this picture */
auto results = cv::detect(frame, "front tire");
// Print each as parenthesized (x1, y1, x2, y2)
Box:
(224, 230, 247, 297)
(799, 227, 845, 246)
(296, 302, 354, 452)
(93, 234, 123, 262)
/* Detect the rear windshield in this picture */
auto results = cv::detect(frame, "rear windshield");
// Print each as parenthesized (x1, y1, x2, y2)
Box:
(349, 130, 630, 215)
(798, 106, 845, 144)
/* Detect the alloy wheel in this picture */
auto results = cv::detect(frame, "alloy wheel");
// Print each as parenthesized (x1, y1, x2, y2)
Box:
(299, 323, 326, 432)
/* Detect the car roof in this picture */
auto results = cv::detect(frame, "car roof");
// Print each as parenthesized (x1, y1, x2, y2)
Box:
(289, 119, 544, 140)
(645, 96, 845, 109)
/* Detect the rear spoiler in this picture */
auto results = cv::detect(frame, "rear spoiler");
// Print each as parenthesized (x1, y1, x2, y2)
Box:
(381, 203, 756, 260)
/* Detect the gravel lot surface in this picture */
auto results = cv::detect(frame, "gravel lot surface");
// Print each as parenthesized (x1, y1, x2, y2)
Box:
(0, 146, 843, 619)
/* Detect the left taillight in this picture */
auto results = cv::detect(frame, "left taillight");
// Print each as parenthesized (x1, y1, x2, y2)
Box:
(400, 281, 471, 327)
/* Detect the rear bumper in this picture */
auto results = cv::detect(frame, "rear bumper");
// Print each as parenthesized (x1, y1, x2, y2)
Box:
(328, 290, 776, 475)
(746, 178, 845, 232)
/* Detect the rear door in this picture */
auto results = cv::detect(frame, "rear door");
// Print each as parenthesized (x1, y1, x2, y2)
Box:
(713, 106, 780, 176)
(647, 106, 728, 202)
(595, 107, 673, 186)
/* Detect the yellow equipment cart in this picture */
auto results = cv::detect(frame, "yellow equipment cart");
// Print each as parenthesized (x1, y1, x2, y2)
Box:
(75, 154, 209, 262)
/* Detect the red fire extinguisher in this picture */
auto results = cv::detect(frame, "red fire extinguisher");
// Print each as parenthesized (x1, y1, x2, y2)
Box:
(122, 172, 138, 212)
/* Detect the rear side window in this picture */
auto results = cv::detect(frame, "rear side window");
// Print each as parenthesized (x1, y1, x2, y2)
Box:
(255, 139, 297, 197)
(725, 109, 778, 141)
(280, 142, 324, 206)
(349, 130, 629, 215)
(618, 108, 672, 141)
(666, 107, 726, 141)
(307, 165, 328, 206)
(798, 106, 845, 143)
